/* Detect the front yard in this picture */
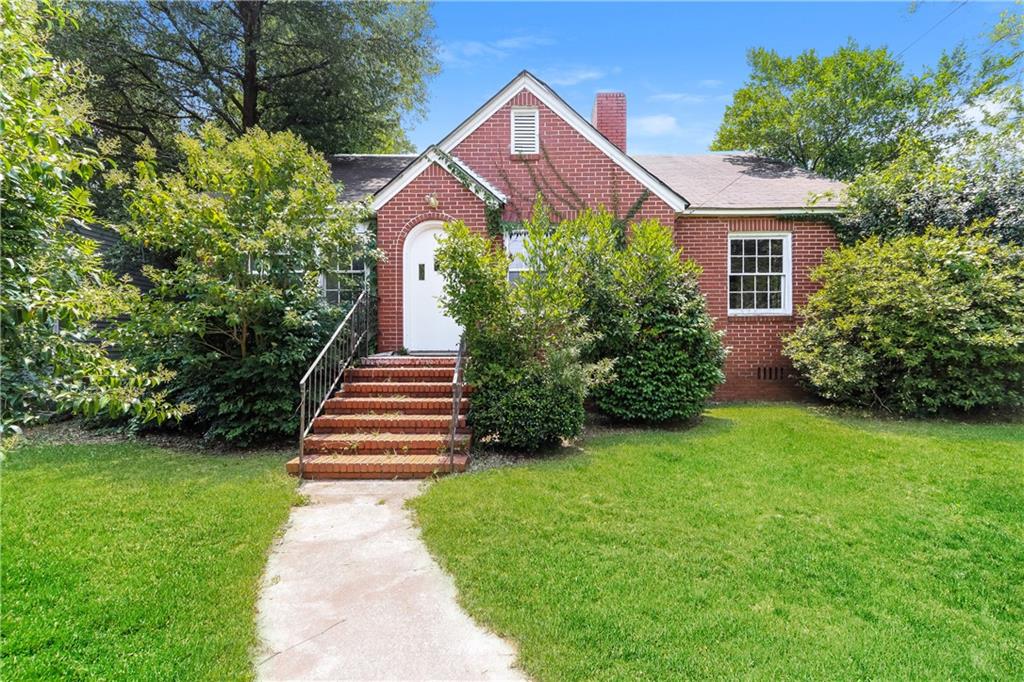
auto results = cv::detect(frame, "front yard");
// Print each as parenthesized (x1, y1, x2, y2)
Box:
(412, 405, 1024, 680)
(1, 442, 298, 679)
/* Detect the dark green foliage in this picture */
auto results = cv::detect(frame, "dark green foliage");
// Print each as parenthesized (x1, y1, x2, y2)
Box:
(116, 126, 367, 445)
(468, 350, 589, 452)
(435, 208, 598, 451)
(0, 0, 187, 434)
(559, 215, 725, 423)
(596, 293, 726, 423)
(51, 0, 438, 168)
(839, 129, 1024, 246)
(784, 228, 1024, 414)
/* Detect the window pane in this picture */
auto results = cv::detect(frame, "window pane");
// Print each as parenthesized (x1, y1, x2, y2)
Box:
(768, 275, 782, 291)
(742, 292, 755, 308)
(757, 239, 770, 256)
(744, 256, 757, 273)
(729, 292, 742, 309)
(756, 292, 768, 309)
(769, 292, 782, 308)
(743, 240, 756, 256)
(742, 275, 755, 291)
(729, 275, 741, 292)
(757, 257, 770, 273)
(730, 257, 743, 273)
(770, 239, 783, 255)
(730, 240, 743, 256)
(770, 256, 783, 272)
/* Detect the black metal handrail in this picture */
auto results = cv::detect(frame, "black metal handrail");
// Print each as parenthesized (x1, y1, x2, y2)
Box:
(298, 290, 372, 478)
(448, 334, 467, 472)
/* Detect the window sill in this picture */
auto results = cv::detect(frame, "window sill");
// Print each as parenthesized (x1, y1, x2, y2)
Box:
(727, 310, 793, 318)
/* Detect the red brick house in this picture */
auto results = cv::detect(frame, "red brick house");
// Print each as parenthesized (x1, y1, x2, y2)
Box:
(330, 71, 843, 401)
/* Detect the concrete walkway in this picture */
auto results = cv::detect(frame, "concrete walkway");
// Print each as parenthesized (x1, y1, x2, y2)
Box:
(255, 480, 525, 681)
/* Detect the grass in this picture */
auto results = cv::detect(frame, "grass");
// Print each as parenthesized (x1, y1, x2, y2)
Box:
(1, 442, 298, 680)
(411, 404, 1024, 680)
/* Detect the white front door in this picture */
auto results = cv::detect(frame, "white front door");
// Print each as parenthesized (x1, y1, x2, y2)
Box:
(403, 222, 461, 351)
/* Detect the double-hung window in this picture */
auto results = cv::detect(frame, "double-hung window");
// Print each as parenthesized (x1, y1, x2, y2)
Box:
(322, 257, 368, 307)
(727, 233, 792, 315)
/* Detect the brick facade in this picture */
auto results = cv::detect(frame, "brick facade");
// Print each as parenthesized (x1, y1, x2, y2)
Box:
(373, 85, 840, 401)
(676, 216, 839, 400)
(375, 164, 488, 352)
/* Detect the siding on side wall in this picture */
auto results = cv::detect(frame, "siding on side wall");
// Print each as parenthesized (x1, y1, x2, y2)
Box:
(375, 163, 488, 352)
(675, 216, 839, 401)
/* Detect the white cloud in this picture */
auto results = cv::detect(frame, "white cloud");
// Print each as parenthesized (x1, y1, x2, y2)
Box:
(698, 79, 724, 88)
(633, 114, 680, 137)
(439, 35, 554, 67)
(543, 67, 606, 86)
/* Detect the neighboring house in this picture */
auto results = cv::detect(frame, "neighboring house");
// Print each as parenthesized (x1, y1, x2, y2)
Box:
(331, 71, 843, 401)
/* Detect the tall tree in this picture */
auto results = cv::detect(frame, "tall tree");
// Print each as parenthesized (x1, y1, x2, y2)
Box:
(51, 1, 437, 165)
(1, 0, 188, 433)
(712, 39, 1015, 180)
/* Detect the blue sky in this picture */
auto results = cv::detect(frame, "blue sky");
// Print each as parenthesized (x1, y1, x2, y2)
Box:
(406, 1, 1013, 154)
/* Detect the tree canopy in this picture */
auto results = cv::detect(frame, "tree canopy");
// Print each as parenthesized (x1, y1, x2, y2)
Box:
(51, 0, 438, 166)
(712, 35, 1020, 181)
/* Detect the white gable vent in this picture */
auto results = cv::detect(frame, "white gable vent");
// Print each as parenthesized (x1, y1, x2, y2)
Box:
(510, 107, 539, 154)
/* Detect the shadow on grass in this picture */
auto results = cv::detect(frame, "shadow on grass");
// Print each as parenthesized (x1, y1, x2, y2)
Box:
(464, 410, 735, 474)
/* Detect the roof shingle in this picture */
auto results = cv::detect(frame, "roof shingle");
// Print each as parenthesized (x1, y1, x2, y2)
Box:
(634, 152, 844, 210)
(329, 154, 416, 202)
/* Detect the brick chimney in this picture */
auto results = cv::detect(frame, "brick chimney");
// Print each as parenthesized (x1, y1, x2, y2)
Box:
(592, 92, 627, 152)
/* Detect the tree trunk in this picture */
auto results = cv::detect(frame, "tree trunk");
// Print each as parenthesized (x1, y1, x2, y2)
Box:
(237, 0, 264, 130)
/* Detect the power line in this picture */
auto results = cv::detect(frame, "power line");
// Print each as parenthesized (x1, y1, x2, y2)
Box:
(896, 1, 969, 58)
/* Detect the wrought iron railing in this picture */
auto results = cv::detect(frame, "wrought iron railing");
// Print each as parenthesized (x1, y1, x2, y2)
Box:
(297, 289, 373, 478)
(447, 334, 467, 472)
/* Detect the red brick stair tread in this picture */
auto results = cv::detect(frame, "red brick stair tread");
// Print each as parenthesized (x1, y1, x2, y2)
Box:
(286, 453, 469, 477)
(324, 396, 469, 414)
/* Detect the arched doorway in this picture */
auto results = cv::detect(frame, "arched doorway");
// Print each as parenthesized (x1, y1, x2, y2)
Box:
(402, 221, 461, 351)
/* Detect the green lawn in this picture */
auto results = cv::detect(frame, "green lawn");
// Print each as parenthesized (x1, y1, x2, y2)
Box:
(2, 442, 298, 680)
(412, 405, 1024, 680)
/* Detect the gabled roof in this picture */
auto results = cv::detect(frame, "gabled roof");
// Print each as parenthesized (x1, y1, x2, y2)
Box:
(635, 153, 844, 214)
(370, 146, 507, 211)
(370, 70, 690, 213)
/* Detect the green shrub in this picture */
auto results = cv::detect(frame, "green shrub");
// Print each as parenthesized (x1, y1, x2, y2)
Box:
(115, 125, 368, 445)
(594, 221, 725, 422)
(435, 205, 603, 451)
(784, 227, 1024, 413)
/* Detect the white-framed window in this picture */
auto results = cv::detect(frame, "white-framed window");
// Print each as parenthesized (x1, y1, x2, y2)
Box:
(505, 229, 529, 283)
(727, 233, 792, 315)
(322, 257, 368, 307)
(510, 107, 539, 154)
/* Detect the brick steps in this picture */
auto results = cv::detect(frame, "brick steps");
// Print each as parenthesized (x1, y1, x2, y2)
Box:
(341, 381, 470, 397)
(344, 366, 454, 381)
(303, 432, 470, 455)
(313, 413, 467, 434)
(324, 396, 469, 415)
(286, 453, 469, 477)
(361, 356, 457, 367)
(289, 354, 470, 479)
